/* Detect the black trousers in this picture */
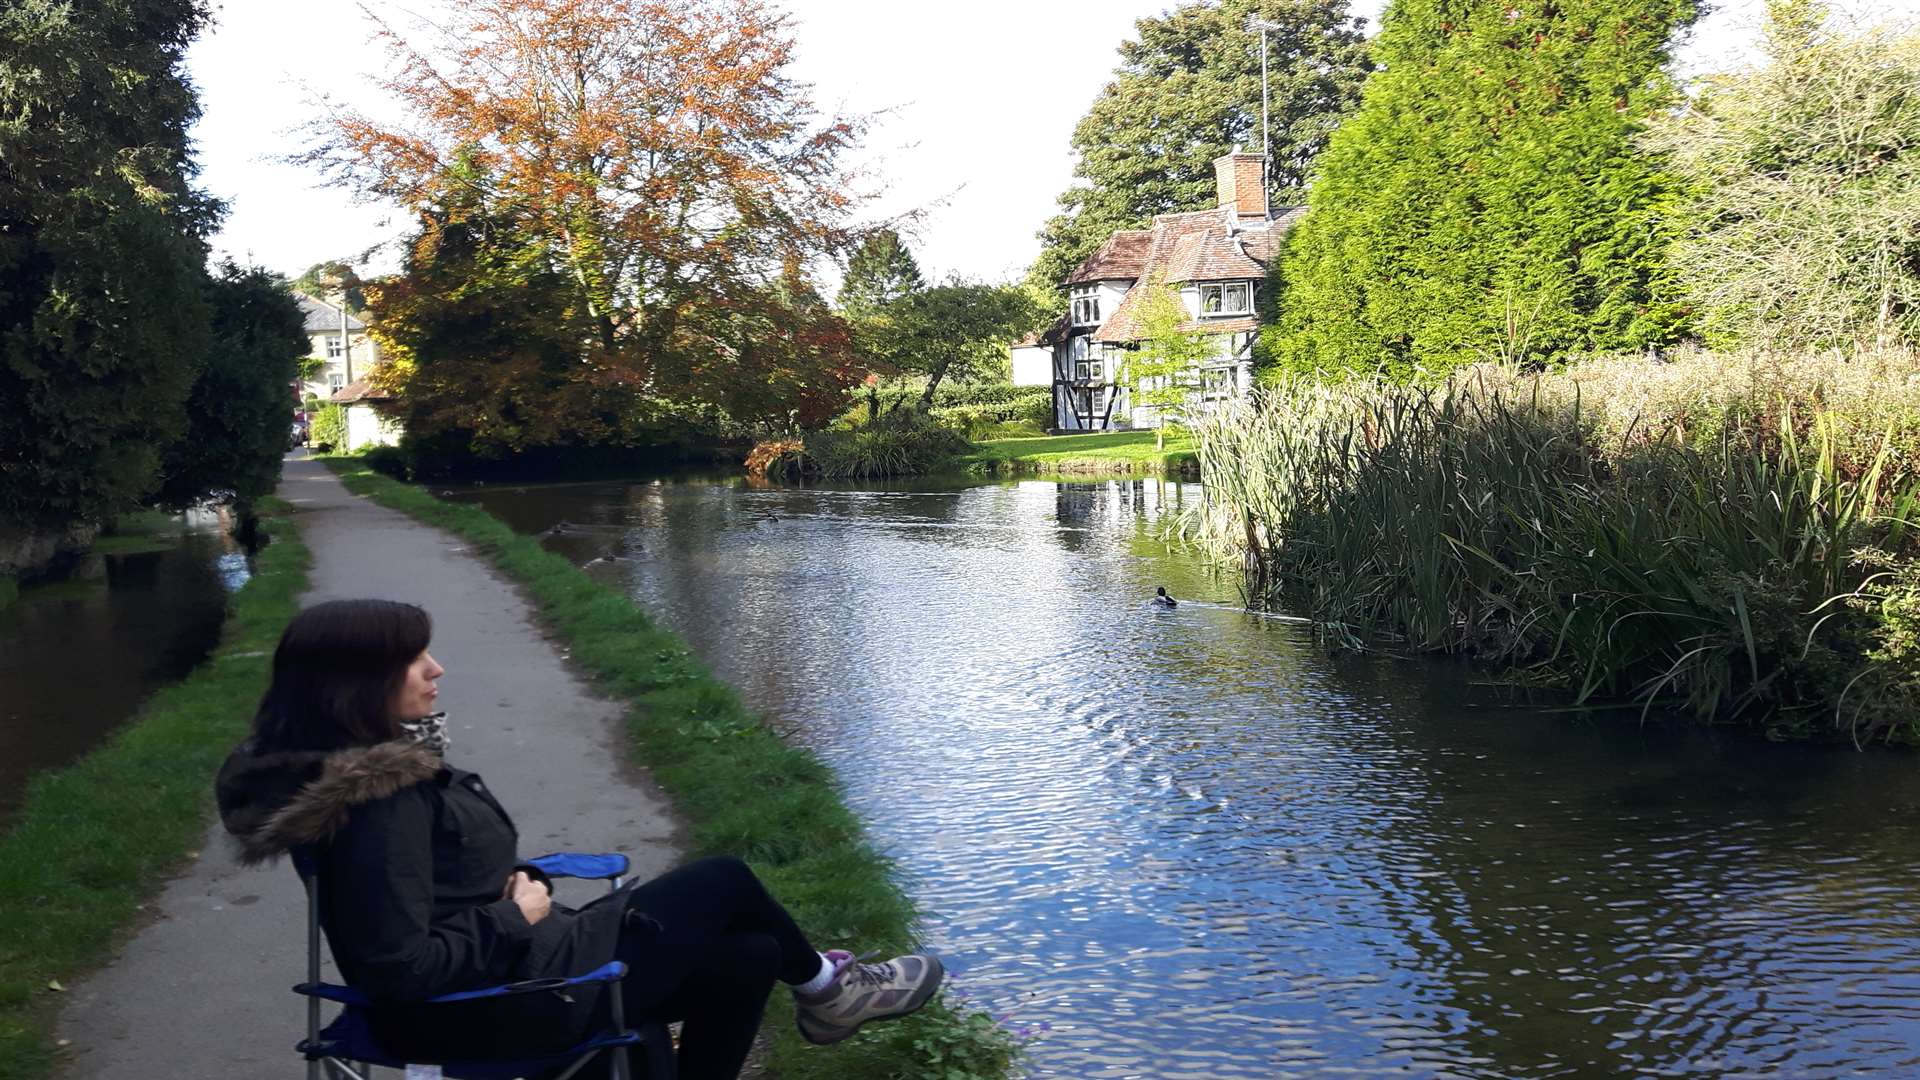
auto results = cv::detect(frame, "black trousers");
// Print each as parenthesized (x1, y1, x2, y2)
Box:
(603, 855, 821, 1080)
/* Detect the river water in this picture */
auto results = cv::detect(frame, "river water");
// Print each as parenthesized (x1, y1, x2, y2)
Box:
(0, 509, 249, 823)
(467, 474, 1920, 1079)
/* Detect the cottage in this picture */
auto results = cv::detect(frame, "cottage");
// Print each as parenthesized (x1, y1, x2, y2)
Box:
(293, 292, 403, 452)
(1026, 152, 1304, 431)
(293, 292, 379, 405)
(331, 378, 403, 451)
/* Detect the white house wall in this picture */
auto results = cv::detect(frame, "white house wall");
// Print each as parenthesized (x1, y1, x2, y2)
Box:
(344, 404, 402, 452)
(1011, 346, 1052, 387)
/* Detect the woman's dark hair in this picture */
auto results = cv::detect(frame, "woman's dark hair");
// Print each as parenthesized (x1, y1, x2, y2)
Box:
(253, 599, 432, 752)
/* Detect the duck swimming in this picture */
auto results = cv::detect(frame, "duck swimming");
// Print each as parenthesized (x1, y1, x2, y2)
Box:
(1152, 587, 1178, 608)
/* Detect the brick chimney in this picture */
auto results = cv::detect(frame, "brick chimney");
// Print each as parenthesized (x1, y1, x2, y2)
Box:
(1213, 151, 1268, 218)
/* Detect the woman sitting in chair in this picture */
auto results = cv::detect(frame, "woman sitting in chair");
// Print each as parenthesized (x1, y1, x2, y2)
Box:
(216, 599, 941, 1079)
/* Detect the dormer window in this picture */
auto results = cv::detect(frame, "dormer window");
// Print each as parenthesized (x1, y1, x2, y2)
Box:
(1071, 284, 1102, 326)
(1199, 281, 1253, 316)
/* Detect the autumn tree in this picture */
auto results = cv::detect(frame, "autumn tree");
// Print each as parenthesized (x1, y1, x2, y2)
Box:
(314, 0, 869, 448)
(367, 158, 672, 459)
(1030, 0, 1371, 292)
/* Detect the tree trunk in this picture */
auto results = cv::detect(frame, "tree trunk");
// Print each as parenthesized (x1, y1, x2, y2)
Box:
(917, 355, 953, 411)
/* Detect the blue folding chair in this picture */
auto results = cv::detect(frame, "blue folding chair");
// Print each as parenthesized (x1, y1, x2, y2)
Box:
(291, 849, 675, 1080)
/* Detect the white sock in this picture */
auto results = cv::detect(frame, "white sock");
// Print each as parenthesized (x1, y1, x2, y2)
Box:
(792, 952, 838, 996)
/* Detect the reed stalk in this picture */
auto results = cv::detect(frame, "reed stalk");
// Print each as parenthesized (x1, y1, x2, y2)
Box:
(1188, 348, 1920, 741)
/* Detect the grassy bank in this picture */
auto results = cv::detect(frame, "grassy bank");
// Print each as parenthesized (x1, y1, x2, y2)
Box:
(1190, 348, 1920, 742)
(321, 458, 1018, 1080)
(962, 430, 1198, 476)
(0, 498, 310, 1079)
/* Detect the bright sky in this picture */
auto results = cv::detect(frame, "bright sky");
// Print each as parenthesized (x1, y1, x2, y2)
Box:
(187, 0, 1812, 286)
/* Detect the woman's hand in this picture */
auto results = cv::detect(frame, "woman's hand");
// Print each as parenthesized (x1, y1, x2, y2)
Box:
(505, 870, 551, 925)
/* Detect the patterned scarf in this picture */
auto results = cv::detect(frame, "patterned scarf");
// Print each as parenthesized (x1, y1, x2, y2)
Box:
(399, 711, 451, 757)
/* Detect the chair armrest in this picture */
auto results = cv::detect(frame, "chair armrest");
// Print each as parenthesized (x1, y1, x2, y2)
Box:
(294, 960, 629, 1007)
(528, 852, 630, 881)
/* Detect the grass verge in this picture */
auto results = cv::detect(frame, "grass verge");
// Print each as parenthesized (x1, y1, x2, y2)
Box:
(961, 430, 1198, 476)
(321, 457, 1020, 1080)
(0, 497, 311, 1080)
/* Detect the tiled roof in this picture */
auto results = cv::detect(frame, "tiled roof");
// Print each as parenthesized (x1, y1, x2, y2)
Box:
(330, 377, 391, 404)
(1162, 229, 1265, 283)
(1066, 230, 1153, 284)
(295, 292, 366, 334)
(1087, 205, 1305, 344)
(1027, 313, 1072, 348)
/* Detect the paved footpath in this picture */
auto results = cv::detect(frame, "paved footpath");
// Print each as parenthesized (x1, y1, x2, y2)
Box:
(56, 453, 684, 1077)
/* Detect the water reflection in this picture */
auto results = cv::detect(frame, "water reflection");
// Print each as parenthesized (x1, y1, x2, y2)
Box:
(466, 475, 1920, 1078)
(0, 509, 249, 822)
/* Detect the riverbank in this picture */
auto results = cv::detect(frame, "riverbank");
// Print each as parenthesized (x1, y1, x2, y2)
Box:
(962, 430, 1198, 476)
(321, 457, 1019, 1080)
(1191, 348, 1920, 742)
(0, 498, 309, 1080)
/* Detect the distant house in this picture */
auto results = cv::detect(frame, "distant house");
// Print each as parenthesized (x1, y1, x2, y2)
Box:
(1024, 152, 1305, 431)
(293, 292, 400, 452)
(293, 292, 380, 405)
(332, 378, 403, 451)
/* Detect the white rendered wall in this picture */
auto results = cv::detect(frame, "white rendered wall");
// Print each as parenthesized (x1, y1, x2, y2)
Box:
(345, 405, 402, 452)
(1011, 346, 1052, 386)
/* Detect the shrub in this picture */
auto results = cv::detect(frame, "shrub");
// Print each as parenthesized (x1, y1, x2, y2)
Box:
(308, 403, 347, 452)
(744, 437, 804, 479)
(800, 412, 973, 479)
(358, 444, 411, 480)
(929, 395, 1052, 439)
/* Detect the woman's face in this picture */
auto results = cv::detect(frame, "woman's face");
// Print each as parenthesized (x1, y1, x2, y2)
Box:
(388, 650, 445, 722)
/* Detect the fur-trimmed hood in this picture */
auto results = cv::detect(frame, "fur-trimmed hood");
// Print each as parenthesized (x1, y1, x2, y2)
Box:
(216, 738, 443, 864)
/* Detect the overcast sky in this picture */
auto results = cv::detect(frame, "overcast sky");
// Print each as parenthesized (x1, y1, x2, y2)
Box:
(186, 0, 1806, 286)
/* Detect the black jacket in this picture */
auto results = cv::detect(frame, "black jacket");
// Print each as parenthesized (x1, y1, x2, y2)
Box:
(215, 738, 630, 1059)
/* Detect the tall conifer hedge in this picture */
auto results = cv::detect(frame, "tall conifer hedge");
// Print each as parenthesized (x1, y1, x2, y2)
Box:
(1264, 0, 1697, 377)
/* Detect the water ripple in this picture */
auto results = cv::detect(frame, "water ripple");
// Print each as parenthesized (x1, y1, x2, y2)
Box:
(466, 475, 1920, 1079)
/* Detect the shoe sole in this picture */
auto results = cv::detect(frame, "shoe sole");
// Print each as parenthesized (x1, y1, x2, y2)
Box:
(796, 955, 946, 1046)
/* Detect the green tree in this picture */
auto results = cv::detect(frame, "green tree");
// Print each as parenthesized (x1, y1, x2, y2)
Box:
(1640, 1, 1920, 348)
(292, 260, 369, 316)
(1266, 0, 1697, 377)
(366, 159, 664, 459)
(1127, 283, 1217, 449)
(838, 229, 924, 319)
(153, 264, 309, 511)
(0, 0, 216, 532)
(1030, 0, 1371, 292)
(880, 281, 1043, 410)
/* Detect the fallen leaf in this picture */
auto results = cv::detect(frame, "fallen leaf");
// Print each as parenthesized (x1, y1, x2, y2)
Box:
(47, 979, 64, 992)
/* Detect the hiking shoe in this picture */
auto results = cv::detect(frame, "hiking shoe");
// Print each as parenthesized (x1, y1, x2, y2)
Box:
(794, 949, 944, 1045)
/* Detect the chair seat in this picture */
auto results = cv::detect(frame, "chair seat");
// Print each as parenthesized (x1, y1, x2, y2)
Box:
(302, 1005, 642, 1080)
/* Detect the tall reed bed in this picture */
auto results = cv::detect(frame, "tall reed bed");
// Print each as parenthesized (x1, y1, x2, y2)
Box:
(1189, 348, 1920, 742)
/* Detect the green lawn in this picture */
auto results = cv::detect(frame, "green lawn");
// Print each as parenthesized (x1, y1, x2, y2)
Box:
(961, 429, 1198, 474)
